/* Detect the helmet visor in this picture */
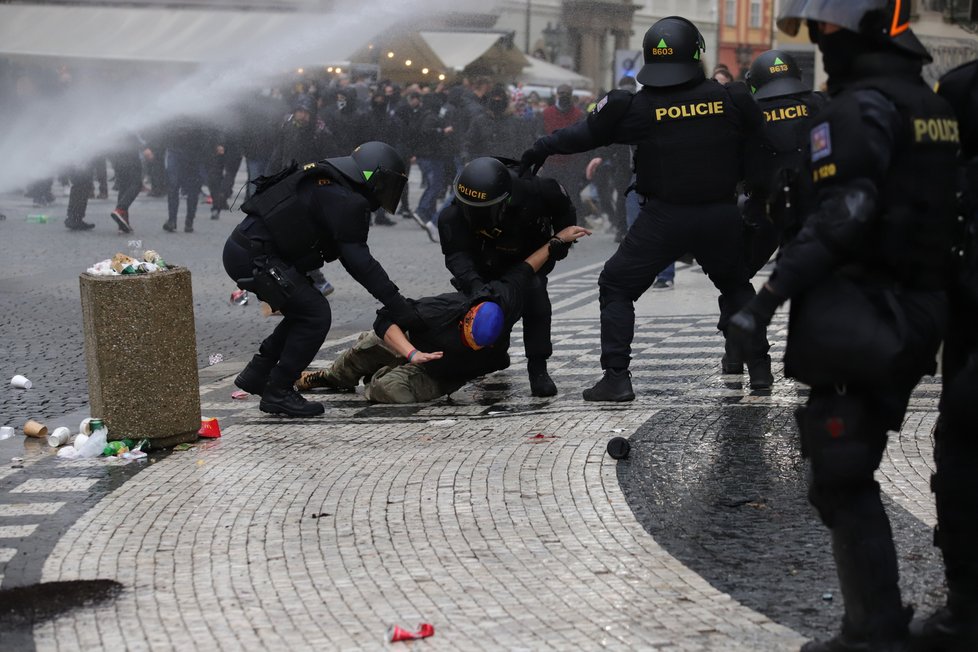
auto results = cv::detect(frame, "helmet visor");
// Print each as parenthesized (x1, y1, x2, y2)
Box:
(366, 166, 408, 214)
(777, 0, 887, 36)
(460, 200, 507, 231)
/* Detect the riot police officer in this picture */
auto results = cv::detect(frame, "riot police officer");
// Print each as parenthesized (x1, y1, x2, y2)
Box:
(437, 157, 577, 396)
(742, 49, 827, 276)
(911, 59, 978, 651)
(728, 3, 960, 649)
(520, 16, 772, 400)
(223, 141, 419, 417)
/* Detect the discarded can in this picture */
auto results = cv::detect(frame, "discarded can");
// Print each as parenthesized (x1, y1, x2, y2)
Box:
(89, 419, 104, 432)
(121, 265, 138, 275)
(387, 623, 434, 643)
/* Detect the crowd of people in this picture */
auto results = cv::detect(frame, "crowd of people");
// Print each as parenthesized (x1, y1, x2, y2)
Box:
(10, 64, 611, 238)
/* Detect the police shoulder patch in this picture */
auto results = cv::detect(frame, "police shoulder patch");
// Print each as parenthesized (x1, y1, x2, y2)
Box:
(810, 122, 832, 162)
(593, 96, 609, 114)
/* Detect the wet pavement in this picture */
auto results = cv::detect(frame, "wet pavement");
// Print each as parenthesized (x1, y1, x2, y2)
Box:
(0, 178, 950, 650)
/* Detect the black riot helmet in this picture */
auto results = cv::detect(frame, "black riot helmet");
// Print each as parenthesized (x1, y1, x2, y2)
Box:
(326, 141, 408, 214)
(746, 50, 809, 100)
(636, 16, 707, 88)
(777, 0, 930, 61)
(453, 157, 512, 229)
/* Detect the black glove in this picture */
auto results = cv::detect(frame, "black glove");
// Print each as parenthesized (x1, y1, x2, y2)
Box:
(548, 237, 572, 261)
(519, 146, 548, 178)
(727, 287, 781, 360)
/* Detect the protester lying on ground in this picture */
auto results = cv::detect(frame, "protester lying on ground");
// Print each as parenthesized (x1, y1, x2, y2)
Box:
(296, 225, 592, 403)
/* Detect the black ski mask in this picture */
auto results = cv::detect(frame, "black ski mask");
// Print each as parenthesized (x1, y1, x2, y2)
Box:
(488, 94, 508, 114)
(811, 22, 877, 88)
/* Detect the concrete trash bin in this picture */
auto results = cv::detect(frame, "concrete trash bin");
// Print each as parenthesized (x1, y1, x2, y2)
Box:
(80, 267, 201, 448)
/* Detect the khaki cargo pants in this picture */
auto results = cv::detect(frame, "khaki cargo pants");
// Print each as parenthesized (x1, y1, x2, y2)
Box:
(299, 331, 463, 403)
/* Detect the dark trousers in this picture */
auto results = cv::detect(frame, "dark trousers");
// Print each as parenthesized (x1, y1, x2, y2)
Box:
(147, 148, 166, 195)
(934, 293, 978, 601)
(222, 237, 332, 387)
(598, 198, 763, 369)
(165, 149, 202, 224)
(93, 157, 108, 197)
(67, 164, 93, 221)
(207, 145, 242, 210)
(521, 273, 553, 362)
(416, 157, 449, 222)
(109, 152, 143, 212)
(799, 380, 920, 633)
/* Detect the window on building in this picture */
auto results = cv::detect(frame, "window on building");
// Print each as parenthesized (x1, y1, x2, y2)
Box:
(725, 0, 737, 26)
(749, 0, 762, 27)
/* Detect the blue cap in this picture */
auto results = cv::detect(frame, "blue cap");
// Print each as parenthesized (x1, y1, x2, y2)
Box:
(461, 302, 504, 350)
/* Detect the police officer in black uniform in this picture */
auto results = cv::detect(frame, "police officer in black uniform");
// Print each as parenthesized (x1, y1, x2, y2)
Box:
(727, 3, 960, 649)
(911, 59, 978, 651)
(223, 141, 420, 417)
(437, 157, 577, 396)
(742, 49, 827, 276)
(520, 16, 772, 400)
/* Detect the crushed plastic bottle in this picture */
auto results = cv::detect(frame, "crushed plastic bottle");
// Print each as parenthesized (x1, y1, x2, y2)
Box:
(103, 439, 136, 456)
(26, 214, 49, 224)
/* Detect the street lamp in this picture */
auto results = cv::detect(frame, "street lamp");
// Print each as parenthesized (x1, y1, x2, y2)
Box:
(542, 22, 567, 63)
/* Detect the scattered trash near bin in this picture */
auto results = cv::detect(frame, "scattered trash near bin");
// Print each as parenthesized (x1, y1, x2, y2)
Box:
(10, 374, 32, 389)
(387, 623, 434, 643)
(25, 214, 49, 224)
(0, 426, 15, 440)
(198, 417, 222, 439)
(46, 427, 71, 448)
(230, 289, 249, 306)
(23, 419, 48, 438)
(208, 353, 224, 366)
(231, 390, 249, 400)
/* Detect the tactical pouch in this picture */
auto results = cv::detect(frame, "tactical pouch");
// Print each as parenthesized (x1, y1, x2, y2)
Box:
(241, 259, 296, 312)
(784, 274, 908, 385)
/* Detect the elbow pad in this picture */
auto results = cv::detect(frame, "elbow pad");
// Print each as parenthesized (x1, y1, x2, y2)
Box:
(811, 179, 878, 256)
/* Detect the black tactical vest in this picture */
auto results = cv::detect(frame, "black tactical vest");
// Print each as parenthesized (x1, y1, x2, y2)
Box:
(849, 77, 960, 290)
(747, 92, 825, 199)
(632, 80, 746, 204)
(240, 161, 347, 265)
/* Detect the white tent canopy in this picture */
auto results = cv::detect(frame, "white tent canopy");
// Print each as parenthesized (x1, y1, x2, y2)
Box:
(518, 56, 593, 89)
(418, 31, 509, 73)
(0, 4, 351, 65)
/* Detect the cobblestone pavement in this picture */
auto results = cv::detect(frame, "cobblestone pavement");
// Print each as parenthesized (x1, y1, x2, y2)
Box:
(0, 190, 948, 650)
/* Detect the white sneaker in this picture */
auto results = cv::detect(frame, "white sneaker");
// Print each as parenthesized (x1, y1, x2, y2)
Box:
(424, 220, 439, 243)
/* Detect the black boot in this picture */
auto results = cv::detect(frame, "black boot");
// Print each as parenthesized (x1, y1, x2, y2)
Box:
(65, 216, 95, 231)
(163, 219, 177, 232)
(721, 336, 744, 374)
(184, 217, 194, 233)
(234, 354, 275, 395)
(747, 355, 774, 389)
(583, 368, 634, 402)
(259, 383, 325, 417)
(909, 592, 978, 652)
(527, 358, 557, 397)
(804, 497, 911, 652)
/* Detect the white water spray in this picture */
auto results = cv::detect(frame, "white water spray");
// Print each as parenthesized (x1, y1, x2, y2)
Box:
(0, 0, 475, 194)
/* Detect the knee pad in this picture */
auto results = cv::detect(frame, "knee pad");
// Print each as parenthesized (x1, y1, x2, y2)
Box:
(797, 393, 887, 525)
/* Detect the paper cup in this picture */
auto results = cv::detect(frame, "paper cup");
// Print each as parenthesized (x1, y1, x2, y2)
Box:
(79, 418, 93, 435)
(0, 426, 15, 440)
(23, 419, 48, 438)
(10, 374, 32, 389)
(47, 427, 71, 448)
